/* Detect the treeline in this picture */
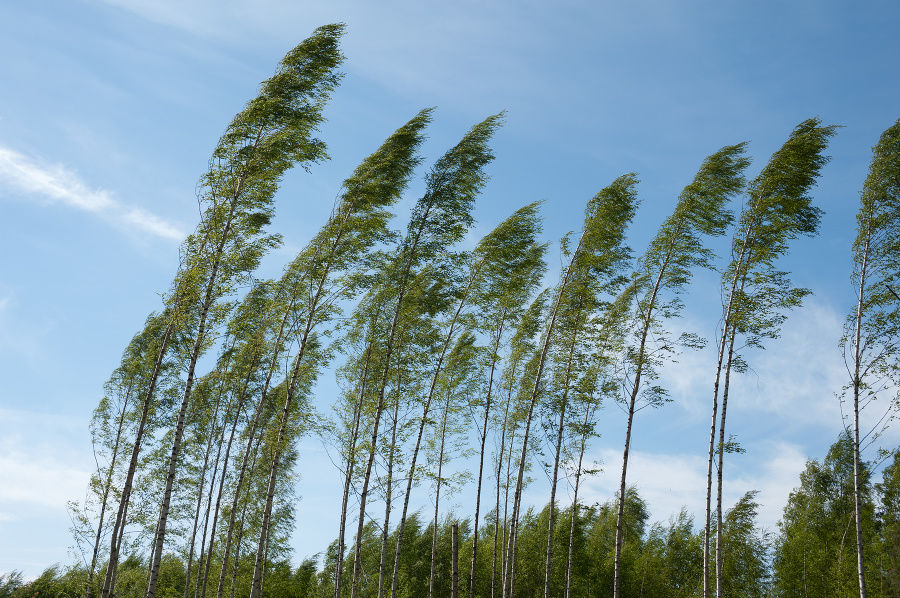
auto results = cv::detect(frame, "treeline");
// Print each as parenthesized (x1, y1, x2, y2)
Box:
(10, 435, 900, 597)
(45, 23, 900, 598)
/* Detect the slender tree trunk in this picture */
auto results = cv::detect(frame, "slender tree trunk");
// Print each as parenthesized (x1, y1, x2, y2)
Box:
(452, 522, 460, 598)
(544, 329, 579, 598)
(184, 379, 227, 598)
(335, 344, 374, 598)
(614, 262, 669, 598)
(377, 372, 402, 598)
(471, 324, 503, 598)
(429, 388, 452, 598)
(703, 344, 724, 598)
(198, 365, 263, 598)
(148, 193, 242, 598)
(505, 252, 575, 596)
(390, 290, 474, 598)
(88, 381, 134, 594)
(101, 319, 176, 598)
(851, 226, 872, 598)
(500, 420, 518, 598)
(566, 403, 593, 598)
(495, 377, 519, 598)
(228, 431, 265, 598)
(195, 408, 227, 598)
(613, 393, 637, 598)
(353, 301, 407, 598)
(251, 282, 327, 598)
(217, 303, 300, 598)
(715, 325, 737, 598)
(201, 380, 249, 598)
(358, 195, 439, 598)
(704, 233, 753, 598)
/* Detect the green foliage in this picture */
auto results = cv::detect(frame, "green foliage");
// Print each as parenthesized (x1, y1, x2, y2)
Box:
(877, 452, 900, 597)
(718, 491, 771, 598)
(726, 118, 837, 349)
(772, 432, 885, 598)
(60, 22, 900, 598)
(624, 142, 749, 390)
(842, 118, 900, 455)
(0, 571, 24, 598)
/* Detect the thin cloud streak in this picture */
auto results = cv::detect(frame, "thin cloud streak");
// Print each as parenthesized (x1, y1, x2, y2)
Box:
(579, 444, 809, 533)
(0, 409, 91, 512)
(0, 144, 185, 240)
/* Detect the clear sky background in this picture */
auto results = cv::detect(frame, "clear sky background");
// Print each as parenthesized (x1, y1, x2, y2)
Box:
(1, 0, 899, 578)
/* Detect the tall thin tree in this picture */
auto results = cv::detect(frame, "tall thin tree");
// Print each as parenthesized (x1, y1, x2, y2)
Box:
(145, 25, 346, 598)
(612, 143, 749, 598)
(702, 118, 837, 598)
(505, 175, 638, 598)
(841, 118, 900, 598)
(341, 113, 503, 598)
(248, 108, 433, 598)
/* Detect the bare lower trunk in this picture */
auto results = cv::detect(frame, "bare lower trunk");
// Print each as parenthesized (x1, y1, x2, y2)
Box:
(377, 386, 401, 598)
(88, 382, 134, 594)
(851, 230, 872, 598)
(705, 224, 754, 598)
(494, 385, 517, 598)
(715, 326, 737, 598)
(251, 321, 319, 598)
(452, 523, 460, 598)
(195, 417, 226, 598)
(351, 380, 390, 598)
(222, 425, 266, 598)
(216, 335, 293, 598)
(390, 308, 472, 598)
(184, 383, 226, 598)
(201, 389, 245, 598)
(613, 330, 650, 598)
(505, 266, 571, 596)
(147, 165, 248, 598)
(101, 320, 175, 598)
(852, 387, 869, 598)
(500, 425, 517, 598)
(543, 405, 565, 598)
(703, 346, 724, 598)
(429, 389, 452, 598)
(613, 395, 637, 598)
(335, 347, 372, 598)
(390, 402, 432, 598)
(471, 326, 503, 598)
(545, 332, 578, 598)
(566, 404, 593, 598)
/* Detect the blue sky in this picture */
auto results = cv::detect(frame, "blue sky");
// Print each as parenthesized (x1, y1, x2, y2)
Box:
(1, 0, 899, 578)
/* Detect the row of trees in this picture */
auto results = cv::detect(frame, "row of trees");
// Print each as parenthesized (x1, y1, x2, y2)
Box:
(56, 23, 900, 598)
(14, 435, 900, 597)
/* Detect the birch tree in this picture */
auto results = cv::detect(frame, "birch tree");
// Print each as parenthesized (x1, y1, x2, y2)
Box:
(703, 118, 837, 598)
(70, 313, 180, 597)
(467, 203, 546, 598)
(145, 25, 346, 598)
(338, 113, 503, 598)
(493, 292, 547, 597)
(247, 108, 433, 598)
(612, 142, 749, 598)
(841, 117, 900, 598)
(505, 175, 638, 598)
(564, 292, 632, 598)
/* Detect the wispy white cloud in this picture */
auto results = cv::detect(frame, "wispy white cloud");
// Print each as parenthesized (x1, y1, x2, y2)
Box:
(0, 409, 91, 511)
(99, 0, 559, 107)
(579, 442, 808, 532)
(655, 297, 849, 431)
(0, 144, 185, 240)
